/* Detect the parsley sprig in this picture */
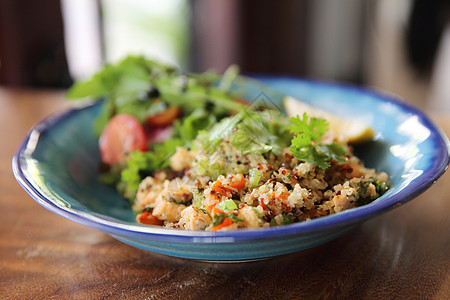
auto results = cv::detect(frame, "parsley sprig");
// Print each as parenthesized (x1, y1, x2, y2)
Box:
(289, 113, 348, 169)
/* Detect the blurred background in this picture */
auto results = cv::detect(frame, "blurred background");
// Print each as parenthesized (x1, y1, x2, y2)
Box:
(0, 0, 449, 112)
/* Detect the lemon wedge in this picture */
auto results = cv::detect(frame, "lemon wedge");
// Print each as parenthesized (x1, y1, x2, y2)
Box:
(283, 96, 375, 144)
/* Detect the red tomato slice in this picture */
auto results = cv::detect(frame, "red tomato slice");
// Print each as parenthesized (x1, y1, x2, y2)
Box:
(99, 114, 147, 165)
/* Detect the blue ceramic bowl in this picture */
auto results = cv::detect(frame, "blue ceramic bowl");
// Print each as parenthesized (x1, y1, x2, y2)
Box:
(12, 77, 450, 261)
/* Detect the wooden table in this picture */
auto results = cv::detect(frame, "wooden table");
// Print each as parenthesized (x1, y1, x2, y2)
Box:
(1, 87, 449, 299)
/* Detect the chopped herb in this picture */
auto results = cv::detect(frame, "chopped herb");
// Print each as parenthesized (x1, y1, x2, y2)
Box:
(228, 214, 244, 223)
(375, 180, 389, 195)
(212, 214, 227, 227)
(169, 199, 190, 206)
(289, 113, 348, 169)
(198, 208, 212, 219)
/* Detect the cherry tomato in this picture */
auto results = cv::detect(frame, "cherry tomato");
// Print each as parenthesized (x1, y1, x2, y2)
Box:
(99, 114, 147, 165)
(146, 106, 180, 126)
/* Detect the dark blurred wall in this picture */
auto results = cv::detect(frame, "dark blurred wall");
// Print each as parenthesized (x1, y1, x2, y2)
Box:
(406, 0, 450, 78)
(239, 0, 309, 75)
(190, 0, 368, 83)
(191, 0, 311, 76)
(237, 0, 310, 76)
(0, 0, 72, 87)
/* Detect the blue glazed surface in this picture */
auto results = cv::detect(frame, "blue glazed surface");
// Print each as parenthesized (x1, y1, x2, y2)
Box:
(12, 77, 450, 261)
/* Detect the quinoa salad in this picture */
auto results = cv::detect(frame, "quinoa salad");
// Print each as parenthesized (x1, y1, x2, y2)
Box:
(67, 56, 390, 231)
(133, 112, 389, 231)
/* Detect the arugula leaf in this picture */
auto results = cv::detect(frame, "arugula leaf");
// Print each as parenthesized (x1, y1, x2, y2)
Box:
(173, 108, 217, 143)
(289, 113, 348, 169)
(115, 100, 154, 123)
(67, 56, 155, 101)
(68, 56, 243, 137)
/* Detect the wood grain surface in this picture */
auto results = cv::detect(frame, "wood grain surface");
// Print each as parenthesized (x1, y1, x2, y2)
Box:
(1, 87, 449, 299)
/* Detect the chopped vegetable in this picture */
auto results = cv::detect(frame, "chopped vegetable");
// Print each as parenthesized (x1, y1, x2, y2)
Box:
(248, 169, 261, 188)
(216, 199, 238, 212)
(229, 174, 246, 189)
(211, 212, 243, 231)
(211, 217, 233, 231)
(137, 211, 165, 226)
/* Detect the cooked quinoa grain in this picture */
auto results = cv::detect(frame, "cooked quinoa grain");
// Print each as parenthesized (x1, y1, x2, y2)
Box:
(135, 140, 389, 231)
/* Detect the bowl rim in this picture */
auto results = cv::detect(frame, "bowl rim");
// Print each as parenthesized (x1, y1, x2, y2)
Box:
(12, 76, 450, 243)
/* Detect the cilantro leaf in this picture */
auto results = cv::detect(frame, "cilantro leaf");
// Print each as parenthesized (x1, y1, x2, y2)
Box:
(289, 113, 348, 169)
(289, 112, 329, 140)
